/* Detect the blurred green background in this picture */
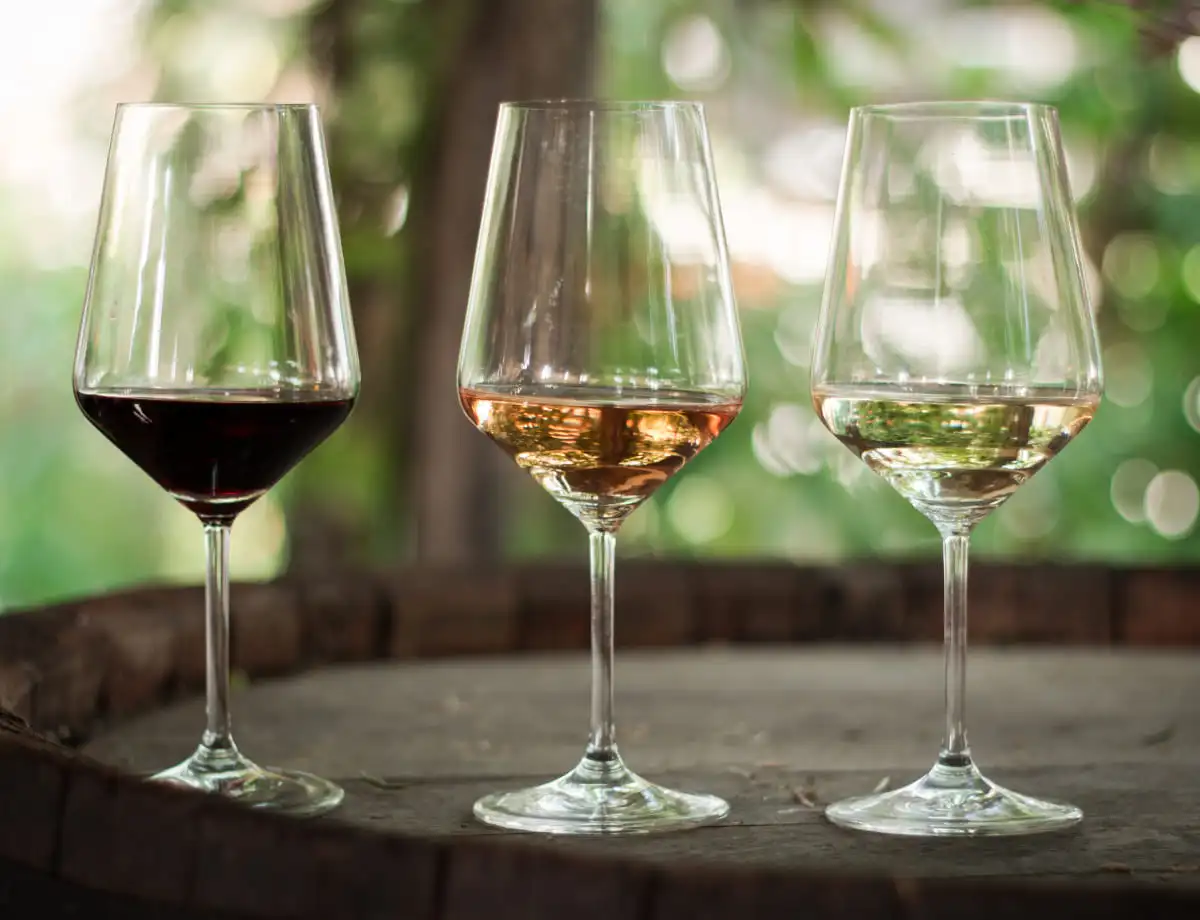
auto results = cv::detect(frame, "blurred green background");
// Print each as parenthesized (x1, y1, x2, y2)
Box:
(3, 0, 1198, 610)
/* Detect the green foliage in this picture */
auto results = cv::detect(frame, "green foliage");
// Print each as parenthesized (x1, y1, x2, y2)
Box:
(593, 0, 1200, 564)
(5, 0, 1200, 612)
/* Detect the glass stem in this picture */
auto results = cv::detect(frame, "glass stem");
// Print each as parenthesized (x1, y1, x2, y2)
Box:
(585, 529, 617, 762)
(938, 528, 972, 768)
(200, 521, 238, 764)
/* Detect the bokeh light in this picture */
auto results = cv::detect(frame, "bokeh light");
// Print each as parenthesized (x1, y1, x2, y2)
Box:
(1101, 342, 1153, 409)
(666, 473, 735, 545)
(1147, 135, 1200, 195)
(1102, 234, 1160, 300)
(384, 185, 410, 237)
(1180, 245, 1200, 303)
(1111, 458, 1157, 524)
(933, 6, 1077, 92)
(1145, 470, 1200, 539)
(763, 124, 847, 201)
(1001, 476, 1060, 540)
(1183, 376, 1200, 434)
(1176, 36, 1200, 93)
(5, 0, 1200, 608)
(1064, 138, 1098, 200)
(662, 15, 729, 92)
(751, 405, 843, 479)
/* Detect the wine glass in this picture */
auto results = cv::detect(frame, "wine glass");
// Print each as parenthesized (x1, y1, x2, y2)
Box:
(458, 100, 746, 835)
(74, 103, 360, 817)
(811, 101, 1103, 836)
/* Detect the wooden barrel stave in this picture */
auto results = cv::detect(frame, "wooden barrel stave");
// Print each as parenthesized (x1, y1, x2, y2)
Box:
(1, 563, 1199, 918)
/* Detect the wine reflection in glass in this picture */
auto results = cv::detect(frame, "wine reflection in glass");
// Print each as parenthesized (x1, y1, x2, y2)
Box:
(74, 103, 360, 816)
(457, 101, 747, 835)
(811, 102, 1103, 836)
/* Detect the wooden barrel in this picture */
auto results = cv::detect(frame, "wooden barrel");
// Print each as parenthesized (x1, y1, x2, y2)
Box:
(1, 562, 1198, 918)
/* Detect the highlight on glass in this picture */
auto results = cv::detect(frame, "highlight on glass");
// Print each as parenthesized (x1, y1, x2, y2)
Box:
(74, 103, 360, 817)
(457, 100, 747, 835)
(811, 101, 1103, 837)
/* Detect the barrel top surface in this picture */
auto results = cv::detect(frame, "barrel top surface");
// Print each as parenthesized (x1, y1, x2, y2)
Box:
(84, 647, 1200, 882)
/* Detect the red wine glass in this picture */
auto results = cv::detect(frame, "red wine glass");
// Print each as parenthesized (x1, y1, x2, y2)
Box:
(74, 104, 360, 816)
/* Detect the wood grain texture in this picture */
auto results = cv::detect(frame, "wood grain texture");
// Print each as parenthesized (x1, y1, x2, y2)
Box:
(2, 566, 1200, 917)
(58, 757, 206, 903)
(0, 562, 1197, 744)
(0, 712, 69, 870)
(83, 648, 1197, 780)
(1118, 568, 1200, 645)
(26, 642, 1200, 918)
(86, 651, 1200, 884)
(442, 839, 652, 920)
(0, 857, 251, 920)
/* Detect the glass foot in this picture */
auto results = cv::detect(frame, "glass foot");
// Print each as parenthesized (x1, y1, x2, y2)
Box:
(473, 752, 728, 835)
(151, 746, 343, 818)
(825, 759, 1081, 837)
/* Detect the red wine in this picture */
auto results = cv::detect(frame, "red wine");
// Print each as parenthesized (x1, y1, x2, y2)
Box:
(76, 389, 354, 520)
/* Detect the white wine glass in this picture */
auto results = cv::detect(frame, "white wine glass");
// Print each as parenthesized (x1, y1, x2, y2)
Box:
(812, 101, 1103, 836)
(458, 100, 746, 835)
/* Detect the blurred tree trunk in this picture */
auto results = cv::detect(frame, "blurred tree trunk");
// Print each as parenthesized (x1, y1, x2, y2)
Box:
(408, 0, 598, 563)
(299, 0, 597, 572)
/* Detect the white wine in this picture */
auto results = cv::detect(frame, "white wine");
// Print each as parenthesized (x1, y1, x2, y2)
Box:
(461, 385, 740, 530)
(812, 383, 1098, 526)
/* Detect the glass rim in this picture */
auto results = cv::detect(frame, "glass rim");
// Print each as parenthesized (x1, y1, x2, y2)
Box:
(850, 100, 1056, 121)
(499, 99, 704, 113)
(114, 102, 320, 113)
